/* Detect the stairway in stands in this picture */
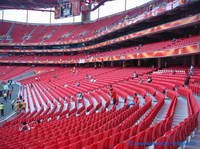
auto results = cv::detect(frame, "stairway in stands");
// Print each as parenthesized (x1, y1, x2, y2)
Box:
(185, 95, 200, 149)
(152, 99, 171, 124)
(184, 123, 200, 149)
(172, 96, 188, 127)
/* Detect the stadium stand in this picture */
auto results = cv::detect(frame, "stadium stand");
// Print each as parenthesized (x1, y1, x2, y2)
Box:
(0, 0, 200, 149)
(0, 66, 32, 81)
(0, 0, 194, 46)
(0, 35, 200, 64)
(0, 66, 199, 149)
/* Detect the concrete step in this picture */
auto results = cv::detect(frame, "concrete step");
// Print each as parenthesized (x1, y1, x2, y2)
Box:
(172, 96, 188, 127)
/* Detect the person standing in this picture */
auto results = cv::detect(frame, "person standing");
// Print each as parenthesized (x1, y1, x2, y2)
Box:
(0, 90, 2, 97)
(3, 92, 7, 102)
(109, 85, 117, 106)
(184, 74, 190, 86)
(19, 95, 23, 101)
(15, 101, 20, 112)
(11, 85, 14, 91)
(22, 100, 26, 112)
(189, 65, 194, 75)
(0, 103, 5, 116)
(7, 90, 12, 100)
(11, 100, 15, 110)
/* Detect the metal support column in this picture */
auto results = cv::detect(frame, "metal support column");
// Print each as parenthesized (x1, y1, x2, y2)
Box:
(49, 9, 52, 24)
(26, 10, 29, 23)
(125, 0, 127, 11)
(191, 55, 196, 66)
(98, 8, 100, 20)
(2, 10, 4, 21)
(138, 59, 141, 67)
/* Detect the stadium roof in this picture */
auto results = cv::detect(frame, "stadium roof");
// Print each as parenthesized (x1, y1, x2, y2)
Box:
(0, 0, 59, 9)
(0, 0, 151, 24)
(0, 0, 112, 10)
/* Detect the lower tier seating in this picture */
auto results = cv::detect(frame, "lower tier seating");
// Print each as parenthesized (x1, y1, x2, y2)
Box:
(0, 66, 199, 149)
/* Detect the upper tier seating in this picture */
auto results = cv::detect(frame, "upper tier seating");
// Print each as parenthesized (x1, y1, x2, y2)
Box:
(0, 0, 182, 45)
(0, 22, 11, 36)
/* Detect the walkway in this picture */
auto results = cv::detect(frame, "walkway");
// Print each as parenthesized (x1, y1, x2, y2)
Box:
(0, 84, 19, 122)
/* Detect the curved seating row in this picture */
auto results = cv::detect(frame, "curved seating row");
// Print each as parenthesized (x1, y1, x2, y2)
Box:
(0, 66, 199, 149)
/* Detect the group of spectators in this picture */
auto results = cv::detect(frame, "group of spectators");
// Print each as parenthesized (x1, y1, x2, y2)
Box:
(0, 80, 14, 117)
(19, 119, 42, 132)
(108, 85, 138, 108)
(131, 72, 152, 84)
(85, 74, 97, 83)
(12, 95, 26, 113)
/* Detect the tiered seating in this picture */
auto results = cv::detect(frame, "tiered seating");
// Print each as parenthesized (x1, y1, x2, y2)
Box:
(0, 106, 139, 149)
(0, 66, 199, 149)
(1, 35, 199, 63)
(10, 24, 36, 43)
(0, 66, 32, 81)
(24, 25, 47, 44)
(153, 88, 199, 149)
(0, 22, 11, 37)
(92, 35, 200, 58)
(0, 0, 185, 45)
(45, 25, 76, 43)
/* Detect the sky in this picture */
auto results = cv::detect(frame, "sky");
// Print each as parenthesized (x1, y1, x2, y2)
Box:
(0, 0, 151, 24)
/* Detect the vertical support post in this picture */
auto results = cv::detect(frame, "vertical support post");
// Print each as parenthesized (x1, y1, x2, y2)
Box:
(50, 9, 52, 24)
(138, 59, 141, 67)
(123, 61, 126, 68)
(26, 10, 29, 23)
(125, 0, 127, 11)
(158, 58, 161, 68)
(191, 55, 196, 66)
(197, 54, 200, 66)
(98, 8, 100, 20)
(2, 10, 4, 21)
(111, 61, 114, 67)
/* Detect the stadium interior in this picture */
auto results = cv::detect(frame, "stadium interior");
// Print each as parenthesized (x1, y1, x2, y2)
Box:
(0, 0, 200, 149)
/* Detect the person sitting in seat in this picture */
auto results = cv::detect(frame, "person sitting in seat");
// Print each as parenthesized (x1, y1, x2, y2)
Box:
(64, 83, 68, 88)
(19, 122, 31, 131)
(128, 99, 135, 108)
(132, 72, 138, 79)
(85, 74, 90, 79)
(77, 92, 83, 100)
(139, 78, 144, 84)
(75, 82, 80, 87)
(147, 76, 152, 83)
(90, 78, 96, 83)
(35, 77, 39, 81)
